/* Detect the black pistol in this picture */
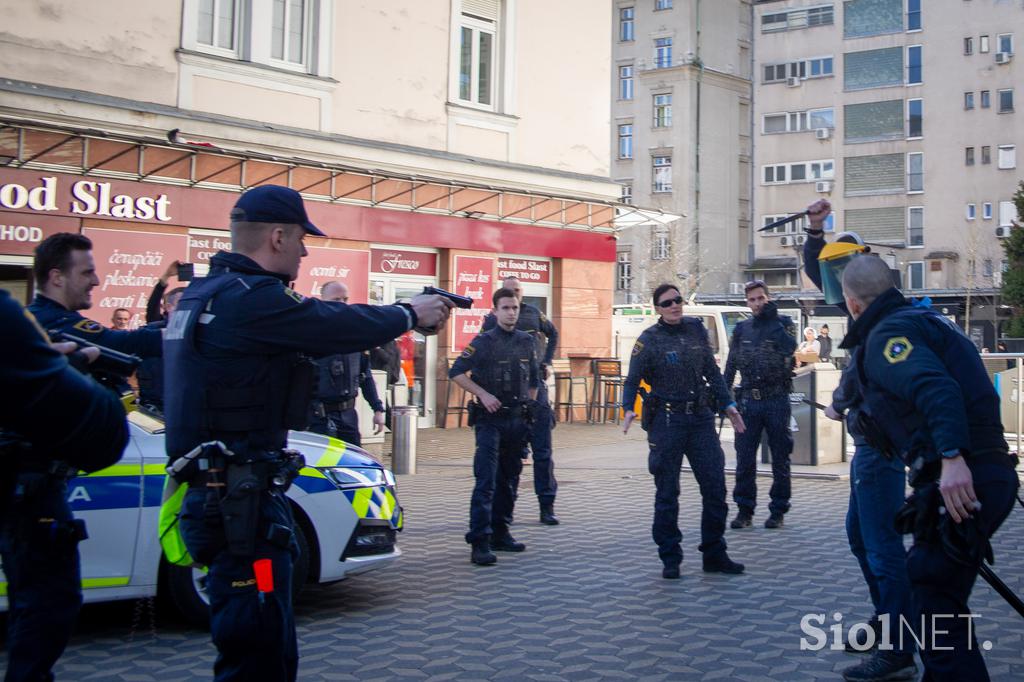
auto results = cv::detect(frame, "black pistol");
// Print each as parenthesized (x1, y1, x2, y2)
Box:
(423, 286, 473, 309)
(51, 331, 142, 382)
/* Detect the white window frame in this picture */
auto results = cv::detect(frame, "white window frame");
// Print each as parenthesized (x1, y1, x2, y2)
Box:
(619, 64, 634, 100)
(906, 44, 923, 85)
(997, 33, 1014, 55)
(906, 261, 925, 290)
(763, 56, 833, 83)
(268, 0, 312, 69)
(192, 0, 240, 58)
(983, 202, 993, 220)
(761, 4, 834, 33)
(620, 183, 633, 205)
(654, 37, 673, 69)
(619, 6, 635, 42)
(964, 91, 974, 110)
(966, 203, 977, 220)
(998, 88, 1014, 113)
(652, 155, 672, 193)
(907, 152, 924, 193)
(448, 0, 515, 114)
(653, 93, 672, 128)
(618, 123, 634, 160)
(966, 147, 975, 166)
(979, 34, 990, 54)
(761, 159, 834, 185)
(616, 250, 633, 290)
(1000, 200, 1019, 227)
(981, 90, 991, 108)
(982, 145, 991, 164)
(908, 206, 924, 247)
(457, 15, 497, 109)
(998, 144, 1017, 170)
(907, 98, 923, 139)
(760, 212, 817, 235)
(651, 233, 670, 260)
(655, 0, 673, 10)
(907, 0, 921, 32)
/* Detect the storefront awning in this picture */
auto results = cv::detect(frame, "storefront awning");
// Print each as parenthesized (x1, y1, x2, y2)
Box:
(613, 206, 684, 230)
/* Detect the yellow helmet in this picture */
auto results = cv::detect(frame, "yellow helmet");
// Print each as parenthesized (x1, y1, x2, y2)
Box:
(818, 232, 869, 304)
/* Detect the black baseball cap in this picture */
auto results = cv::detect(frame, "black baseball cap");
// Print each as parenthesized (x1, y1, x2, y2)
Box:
(230, 185, 325, 236)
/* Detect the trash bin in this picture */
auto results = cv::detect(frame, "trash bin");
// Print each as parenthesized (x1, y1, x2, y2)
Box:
(761, 364, 844, 466)
(392, 405, 418, 475)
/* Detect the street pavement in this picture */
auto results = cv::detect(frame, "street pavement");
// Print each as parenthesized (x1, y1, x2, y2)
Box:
(5, 424, 1024, 680)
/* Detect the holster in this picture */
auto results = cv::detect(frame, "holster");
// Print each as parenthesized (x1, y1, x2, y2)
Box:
(855, 411, 900, 461)
(221, 463, 264, 556)
(467, 401, 479, 427)
(641, 396, 659, 432)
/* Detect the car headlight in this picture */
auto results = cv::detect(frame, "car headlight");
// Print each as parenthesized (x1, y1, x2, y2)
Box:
(320, 466, 389, 489)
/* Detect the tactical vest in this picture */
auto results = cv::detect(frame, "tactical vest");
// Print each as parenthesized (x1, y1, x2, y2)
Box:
(476, 331, 534, 404)
(313, 352, 361, 402)
(734, 317, 793, 394)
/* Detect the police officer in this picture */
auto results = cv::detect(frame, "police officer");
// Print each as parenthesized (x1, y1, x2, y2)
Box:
(28, 232, 163, 360)
(450, 287, 540, 566)
(1, 288, 129, 682)
(163, 185, 452, 681)
(309, 281, 385, 446)
(840, 254, 1019, 681)
(137, 286, 185, 414)
(723, 280, 797, 530)
(482, 275, 560, 524)
(622, 284, 747, 579)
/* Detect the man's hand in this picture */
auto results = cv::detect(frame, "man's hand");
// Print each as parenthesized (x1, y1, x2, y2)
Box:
(806, 199, 832, 231)
(725, 405, 746, 434)
(623, 410, 637, 434)
(160, 259, 181, 285)
(372, 411, 385, 434)
(53, 341, 100, 363)
(824, 404, 842, 421)
(479, 392, 502, 413)
(939, 455, 978, 524)
(408, 294, 454, 334)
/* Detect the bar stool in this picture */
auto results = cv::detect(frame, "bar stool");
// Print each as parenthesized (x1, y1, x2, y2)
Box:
(439, 358, 470, 428)
(588, 358, 625, 424)
(552, 359, 587, 423)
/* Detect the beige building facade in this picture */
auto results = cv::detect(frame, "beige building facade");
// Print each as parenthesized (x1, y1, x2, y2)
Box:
(0, 0, 619, 426)
(611, 0, 754, 304)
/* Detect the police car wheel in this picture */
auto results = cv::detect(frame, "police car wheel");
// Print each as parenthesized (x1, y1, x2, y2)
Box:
(161, 522, 312, 629)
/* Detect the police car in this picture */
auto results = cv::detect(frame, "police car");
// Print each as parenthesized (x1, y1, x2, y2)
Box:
(0, 410, 403, 626)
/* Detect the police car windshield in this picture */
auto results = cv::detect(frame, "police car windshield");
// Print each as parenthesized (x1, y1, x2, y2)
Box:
(128, 409, 166, 434)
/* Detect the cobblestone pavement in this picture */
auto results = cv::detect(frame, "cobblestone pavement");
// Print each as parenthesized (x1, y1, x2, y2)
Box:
(5, 426, 1024, 681)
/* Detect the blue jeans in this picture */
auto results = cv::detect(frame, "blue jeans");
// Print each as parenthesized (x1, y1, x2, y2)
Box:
(845, 444, 913, 654)
(733, 395, 792, 515)
(646, 408, 729, 566)
(466, 413, 529, 543)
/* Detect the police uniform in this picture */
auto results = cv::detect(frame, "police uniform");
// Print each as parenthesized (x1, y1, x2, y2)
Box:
(0, 289, 129, 682)
(27, 293, 163, 358)
(723, 302, 797, 524)
(845, 287, 1019, 679)
(309, 351, 384, 446)
(482, 303, 559, 518)
(164, 250, 413, 681)
(449, 326, 539, 556)
(137, 319, 167, 413)
(622, 317, 738, 573)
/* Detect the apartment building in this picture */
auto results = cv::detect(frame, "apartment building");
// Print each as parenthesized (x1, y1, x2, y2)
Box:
(752, 0, 1022, 346)
(611, 0, 754, 304)
(0, 0, 619, 426)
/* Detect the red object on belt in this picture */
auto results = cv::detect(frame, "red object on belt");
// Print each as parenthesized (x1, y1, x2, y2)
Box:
(253, 558, 274, 593)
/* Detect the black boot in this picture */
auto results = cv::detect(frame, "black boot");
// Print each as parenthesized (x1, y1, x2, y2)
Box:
(661, 564, 681, 579)
(491, 533, 526, 552)
(471, 539, 497, 565)
(539, 503, 560, 525)
(764, 512, 784, 529)
(702, 552, 745, 574)
(841, 651, 917, 681)
(730, 510, 753, 529)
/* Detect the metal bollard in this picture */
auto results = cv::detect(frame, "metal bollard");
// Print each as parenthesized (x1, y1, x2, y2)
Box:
(391, 405, 418, 475)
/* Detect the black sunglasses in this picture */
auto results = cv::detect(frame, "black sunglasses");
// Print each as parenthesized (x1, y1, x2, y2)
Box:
(744, 279, 767, 293)
(657, 295, 684, 308)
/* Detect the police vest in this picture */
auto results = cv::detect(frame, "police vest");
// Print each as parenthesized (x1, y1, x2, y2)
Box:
(314, 352, 361, 402)
(733, 316, 794, 393)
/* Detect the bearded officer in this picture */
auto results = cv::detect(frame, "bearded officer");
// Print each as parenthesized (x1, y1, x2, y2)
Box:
(163, 185, 452, 681)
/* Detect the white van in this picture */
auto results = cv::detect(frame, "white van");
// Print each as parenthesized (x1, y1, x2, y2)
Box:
(612, 303, 752, 375)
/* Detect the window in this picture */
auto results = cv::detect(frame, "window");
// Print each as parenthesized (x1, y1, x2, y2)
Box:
(809, 108, 835, 129)
(907, 262, 924, 290)
(998, 33, 1014, 55)
(844, 0, 902, 37)
(762, 108, 834, 134)
(654, 37, 673, 69)
(619, 65, 634, 100)
(964, 37, 974, 55)
(762, 159, 834, 185)
(966, 147, 975, 166)
(907, 0, 921, 31)
(998, 145, 1016, 169)
(651, 233, 670, 260)
(619, 7, 634, 42)
(845, 47, 903, 90)
(981, 90, 991, 108)
(983, 202, 993, 220)
(761, 5, 834, 33)
(655, 0, 672, 9)
(617, 251, 633, 290)
(982, 146, 991, 164)
(907, 152, 924, 192)
(621, 183, 633, 205)
(653, 94, 672, 128)
(967, 203, 977, 219)
(183, 0, 328, 75)
(618, 124, 634, 159)
(998, 89, 1014, 113)
(1000, 200, 1019, 227)
(907, 45, 922, 84)
(964, 92, 975, 109)
(984, 259, 994, 278)
(908, 207, 924, 246)
(458, 5, 500, 108)
(763, 57, 833, 83)
(907, 98, 922, 138)
(653, 156, 672, 192)
(980, 35, 990, 53)
(764, 164, 787, 184)
(761, 213, 832, 235)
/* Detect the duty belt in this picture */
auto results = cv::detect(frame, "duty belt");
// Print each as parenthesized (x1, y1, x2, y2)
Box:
(661, 399, 704, 415)
(313, 398, 356, 417)
(741, 388, 786, 400)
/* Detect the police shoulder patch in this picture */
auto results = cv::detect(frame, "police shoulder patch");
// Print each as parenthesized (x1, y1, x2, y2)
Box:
(73, 318, 103, 334)
(283, 287, 304, 304)
(461, 344, 476, 359)
(632, 340, 644, 357)
(883, 336, 913, 364)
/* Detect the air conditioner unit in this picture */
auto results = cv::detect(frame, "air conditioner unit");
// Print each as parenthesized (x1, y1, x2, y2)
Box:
(815, 128, 831, 140)
(795, 234, 808, 245)
(786, 76, 802, 87)
(996, 225, 1012, 238)
(815, 180, 833, 193)
(995, 52, 1012, 64)
(780, 235, 794, 246)
(729, 282, 745, 295)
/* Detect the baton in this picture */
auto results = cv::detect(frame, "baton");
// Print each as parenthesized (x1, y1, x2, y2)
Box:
(802, 398, 829, 411)
(979, 563, 1024, 619)
(758, 210, 810, 233)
